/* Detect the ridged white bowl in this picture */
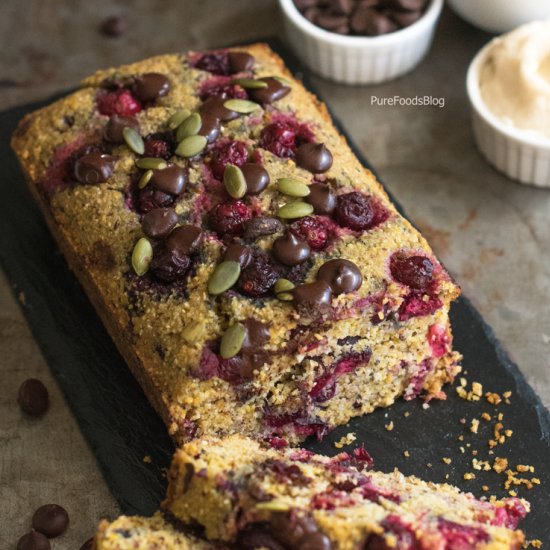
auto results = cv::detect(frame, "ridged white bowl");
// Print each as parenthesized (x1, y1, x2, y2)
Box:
(467, 42, 550, 188)
(278, 0, 443, 85)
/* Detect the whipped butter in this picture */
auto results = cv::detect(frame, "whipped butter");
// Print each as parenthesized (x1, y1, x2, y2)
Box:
(479, 20, 550, 139)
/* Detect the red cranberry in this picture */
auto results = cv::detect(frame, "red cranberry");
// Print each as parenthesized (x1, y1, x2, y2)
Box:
(290, 216, 329, 251)
(209, 140, 249, 179)
(144, 138, 171, 159)
(238, 249, 278, 297)
(149, 246, 191, 282)
(209, 200, 252, 236)
(259, 121, 298, 158)
(200, 81, 247, 100)
(335, 191, 378, 231)
(363, 515, 417, 550)
(137, 187, 175, 214)
(398, 291, 442, 321)
(492, 499, 528, 529)
(437, 518, 489, 547)
(390, 254, 434, 290)
(193, 52, 230, 75)
(96, 88, 142, 117)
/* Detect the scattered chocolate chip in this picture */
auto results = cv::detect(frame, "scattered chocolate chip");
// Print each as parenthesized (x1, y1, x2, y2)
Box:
(165, 224, 202, 255)
(224, 243, 252, 268)
(241, 163, 270, 195)
(74, 152, 115, 185)
(100, 15, 127, 38)
(17, 530, 51, 550)
(141, 207, 178, 239)
(200, 95, 238, 122)
(306, 182, 336, 214)
(17, 379, 49, 416)
(79, 538, 94, 550)
(295, 143, 333, 173)
(242, 319, 270, 350)
(249, 77, 290, 105)
(272, 232, 311, 266)
(103, 115, 139, 143)
(228, 51, 255, 73)
(292, 280, 332, 312)
(243, 217, 283, 240)
(133, 73, 170, 103)
(32, 504, 69, 538)
(198, 112, 221, 143)
(317, 258, 362, 295)
(149, 164, 187, 195)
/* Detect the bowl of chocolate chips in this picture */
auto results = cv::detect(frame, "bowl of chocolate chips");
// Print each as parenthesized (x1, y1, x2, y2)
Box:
(279, 0, 443, 84)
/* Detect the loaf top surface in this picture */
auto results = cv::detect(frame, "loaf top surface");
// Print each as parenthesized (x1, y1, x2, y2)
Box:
(11, 43, 460, 442)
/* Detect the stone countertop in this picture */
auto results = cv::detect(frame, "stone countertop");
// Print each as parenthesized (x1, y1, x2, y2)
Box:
(1, 1, 548, 548)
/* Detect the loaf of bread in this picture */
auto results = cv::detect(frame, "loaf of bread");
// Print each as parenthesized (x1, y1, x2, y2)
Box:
(11, 43, 461, 445)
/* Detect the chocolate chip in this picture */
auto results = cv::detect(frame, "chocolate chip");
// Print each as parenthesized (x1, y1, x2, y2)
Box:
(200, 95, 238, 122)
(228, 51, 255, 73)
(306, 183, 336, 214)
(17, 379, 49, 416)
(364, 11, 398, 35)
(272, 232, 311, 266)
(79, 538, 94, 550)
(141, 207, 178, 239)
(388, 0, 427, 10)
(242, 319, 270, 350)
(317, 258, 362, 295)
(150, 164, 187, 195)
(165, 224, 202, 255)
(133, 73, 170, 102)
(299, 531, 333, 550)
(198, 112, 221, 143)
(100, 15, 127, 38)
(249, 77, 290, 105)
(243, 217, 283, 240)
(316, 13, 349, 31)
(224, 243, 252, 268)
(390, 9, 422, 27)
(149, 246, 191, 282)
(74, 152, 115, 184)
(103, 115, 139, 143)
(295, 143, 333, 174)
(32, 504, 69, 538)
(241, 163, 270, 195)
(17, 531, 51, 550)
(292, 280, 332, 312)
(331, 0, 354, 15)
(294, 0, 318, 9)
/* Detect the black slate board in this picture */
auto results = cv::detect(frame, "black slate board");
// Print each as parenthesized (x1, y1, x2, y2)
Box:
(1, 42, 549, 543)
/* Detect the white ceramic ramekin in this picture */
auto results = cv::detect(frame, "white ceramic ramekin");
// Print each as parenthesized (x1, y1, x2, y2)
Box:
(467, 42, 550, 188)
(278, 0, 443, 85)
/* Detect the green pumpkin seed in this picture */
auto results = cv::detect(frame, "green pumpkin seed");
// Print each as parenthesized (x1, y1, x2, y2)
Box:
(182, 320, 206, 344)
(208, 260, 241, 295)
(224, 164, 247, 199)
(176, 135, 207, 158)
(176, 112, 202, 141)
(273, 75, 292, 87)
(123, 127, 145, 155)
(232, 78, 268, 89)
(167, 108, 191, 130)
(277, 200, 314, 219)
(138, 169, 153, 189)
(255, 500, 290, 512)
(223, 99, 261, 114)
(131, 237, 153, 276)
(276, 177, 310, 198)
(136, 157, 168, 170)
(220, 323, 246, 359)
(274, 278, 295, 295)
(277, 292, 294, 302)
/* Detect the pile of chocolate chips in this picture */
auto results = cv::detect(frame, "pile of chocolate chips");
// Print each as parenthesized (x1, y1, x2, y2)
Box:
(294, 0, 429, 36)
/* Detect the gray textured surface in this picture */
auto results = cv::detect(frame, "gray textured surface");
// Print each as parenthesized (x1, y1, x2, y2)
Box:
(1, 1, 548, 548)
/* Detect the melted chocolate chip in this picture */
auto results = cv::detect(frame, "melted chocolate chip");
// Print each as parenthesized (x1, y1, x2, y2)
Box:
(32, 504, 69, 538)
(292, 280, 332, 312)
(200, 95, 238, 122)
(224, 243, 252, 268)
(228, 51, 255, 73)
(243, 319, 269, 350)
(165, 224, 202, 255)
(74, 151, 115, 184)
(243, 216, 283, 240)
(249, 77, 290, 104)
(133, 73, 170, 102)
(17, 379, 49, 416)
(141, 207, 178, 239)
(241, 163, 270, 195)
(306, 182, 336, 214)
(198, 112, 221, 143)
(150, 164, 187, 195)
(295, 143, 333, 173)
(272, 232, 311, 266)
(103, 115, 139, 143)
(317, 258, 362, 295)
(17, 531, 51, 550)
